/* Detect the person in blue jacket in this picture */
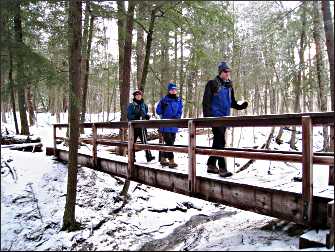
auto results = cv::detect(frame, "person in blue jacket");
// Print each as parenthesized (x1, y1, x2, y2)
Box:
(202, 61, 248, 177)
(127, 90, 155, 162)
(156, 82, 183, 168)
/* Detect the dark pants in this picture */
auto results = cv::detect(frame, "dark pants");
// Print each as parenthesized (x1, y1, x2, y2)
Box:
(162, 132, 176, 160)
(134, 128, 153, 161)
(207, 126, 227, 169)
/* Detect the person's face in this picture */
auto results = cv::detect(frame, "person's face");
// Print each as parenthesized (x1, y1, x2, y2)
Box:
(135, 94, 142, 100)
(169, 88, 177, 94)
(220, 70, 231, 80)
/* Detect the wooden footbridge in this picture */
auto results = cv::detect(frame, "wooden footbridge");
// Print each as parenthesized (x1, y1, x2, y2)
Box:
(47, 112, 334, 248)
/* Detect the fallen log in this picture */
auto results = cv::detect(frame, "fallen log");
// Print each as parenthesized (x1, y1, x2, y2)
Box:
(0, 134, 41, 145)
(4, 143, 43, 152)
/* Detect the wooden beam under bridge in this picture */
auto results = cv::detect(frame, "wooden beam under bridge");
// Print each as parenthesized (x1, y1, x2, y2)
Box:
(49, 148, 333, 228)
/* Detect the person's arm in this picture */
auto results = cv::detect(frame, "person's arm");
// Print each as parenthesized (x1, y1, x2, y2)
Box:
(176, 98, 183, 119)
(202, 80, 212, 117)
(156, 99, 162, 115)
(230, 87, 248, 110)
(127, 104, 134, 120)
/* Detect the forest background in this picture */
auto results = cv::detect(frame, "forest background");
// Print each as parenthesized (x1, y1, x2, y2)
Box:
(1, 1, 334, 143)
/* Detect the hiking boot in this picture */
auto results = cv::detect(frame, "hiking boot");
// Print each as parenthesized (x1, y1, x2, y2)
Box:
(219, 167, 232, 177)
(160, 158, 169, 166)
(168, 159, 178, 168)
(207, 164, 219, 174)
(146, 155, 155, 162)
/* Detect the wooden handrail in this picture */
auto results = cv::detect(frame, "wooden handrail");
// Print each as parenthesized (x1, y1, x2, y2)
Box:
(52, 111, 334, 128)
(134, 143, 334, 165)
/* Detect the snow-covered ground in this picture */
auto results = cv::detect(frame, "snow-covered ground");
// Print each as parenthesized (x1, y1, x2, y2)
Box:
(1, 112, 333, 251)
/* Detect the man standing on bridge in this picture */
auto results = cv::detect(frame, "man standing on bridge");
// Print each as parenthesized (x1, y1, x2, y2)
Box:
(202, 61, 248, 177)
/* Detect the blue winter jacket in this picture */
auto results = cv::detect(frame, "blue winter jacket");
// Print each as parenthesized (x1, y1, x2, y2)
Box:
(202, 76, 244, 117)
(156, 94, 183, 133)
(127, 99, 148, 121)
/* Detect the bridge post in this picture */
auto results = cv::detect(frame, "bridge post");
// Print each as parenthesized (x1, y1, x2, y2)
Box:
(92, 124, 97, 167)
(128, 122, 135, 179)
(188, 120, 196, 194)
(302, 116, 313, 224)
(53, 124, 57, 155)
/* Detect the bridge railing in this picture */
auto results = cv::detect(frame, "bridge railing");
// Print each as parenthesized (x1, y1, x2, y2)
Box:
(53, 111, 334, 224)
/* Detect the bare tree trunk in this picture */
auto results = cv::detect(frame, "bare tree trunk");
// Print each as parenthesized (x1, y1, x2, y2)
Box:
(254, 80, 260, 115)
(121, 2, 135, 118)
(116, 1, 126, 156)
(80, 1, 94, 131)
(307, 42, 314, 112)
(174, 27, 178, 82)
(140, 5, 164, 92)
(160, 29, 170, 97)
(14, 0, 29, 135)
(321, 0, 334, 112)
(9, 50, 19, 134)
(136, 2, 145, 90)
(313, 1, 329, 151)
(321, 0, 334, 185)
(117, 1, 127, 121)
(62, 0, 82, 232)
(150, 47, 158, 116)
(275, 85, 287, 144)
(186, 70, 196, 118)
(120, 1, 136, 196)
(179, 29, 184, 100)
(321, 1, 334, 172)
(290, 2, 306, 150)
(26, 85, 36, 126)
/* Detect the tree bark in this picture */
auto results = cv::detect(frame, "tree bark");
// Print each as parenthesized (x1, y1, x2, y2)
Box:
(14, 0, 29, 135)
(120, 1, 136, 196)
(313, 1, 329, 151)
(290, 2, 306, 150)
(174, 27, 178, 82)
(321, 0, 334, 112)
(136, 2, 145, 90)
(62, 0, 82, 232)
(179, 29, 184, 100)
(140, 8, 157, 92)
(161, 28, 170, 97)
(117, 1, 126, 121)
(26, 85, 36, 126)
(116, 1, 126, 156)
(321, 0, 334, 156)
(121, 1, 135, 118)
(9, 50, 19, 134)
(80, 1, 94, 130)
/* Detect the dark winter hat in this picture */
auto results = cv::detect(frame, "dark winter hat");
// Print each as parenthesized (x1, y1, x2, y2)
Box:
(167, 82, 177, 91)
(133, 90, 143, 96)
(218, 61, 231, 74)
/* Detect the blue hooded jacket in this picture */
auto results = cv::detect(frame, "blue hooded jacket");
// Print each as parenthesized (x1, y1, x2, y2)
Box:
(156, 94, 183, 133)
(127, 99, 148, 121)
(202, 76, 245, 117)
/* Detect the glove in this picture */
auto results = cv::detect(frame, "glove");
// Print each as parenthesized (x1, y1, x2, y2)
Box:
(144, 114, 150, 120)
(241, 101, 248, 110)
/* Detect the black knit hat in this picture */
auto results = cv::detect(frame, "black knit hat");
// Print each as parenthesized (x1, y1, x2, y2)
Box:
(133, 90, 143, 96)
(218, 61, 231, 74)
